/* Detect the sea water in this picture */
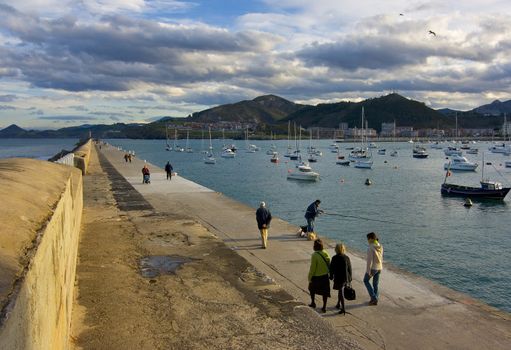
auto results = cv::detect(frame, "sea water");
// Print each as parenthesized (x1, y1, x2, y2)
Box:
(106, 138, 511, 313)
(0, 138, 78, 160)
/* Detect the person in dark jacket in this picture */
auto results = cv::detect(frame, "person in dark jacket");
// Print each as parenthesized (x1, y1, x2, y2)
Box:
(142, 165, 150, 184)
(304, 199, 323, 233)
(255, 201, 272, 248)
(330, 243, 352, 314)
(164, 161, 173, 180)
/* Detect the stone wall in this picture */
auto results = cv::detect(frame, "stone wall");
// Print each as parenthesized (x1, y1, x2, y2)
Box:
(0, 158, 83, 350)
(73, 139, 92, 175)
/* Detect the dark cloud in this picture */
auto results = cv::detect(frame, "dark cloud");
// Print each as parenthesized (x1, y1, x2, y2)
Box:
(30, 109, 44, 115)
(0, 4, 277, 91)
(0, 94, 17, 102)
(39, 115, 98, 121)
(0, 105, 16, 110)
(297, 37, 490, 71)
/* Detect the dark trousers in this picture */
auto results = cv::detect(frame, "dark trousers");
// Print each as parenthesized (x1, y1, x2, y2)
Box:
(166, 171, 172, 180)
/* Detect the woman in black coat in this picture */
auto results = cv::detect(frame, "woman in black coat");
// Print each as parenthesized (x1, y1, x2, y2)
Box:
(329, 243, 352, 314)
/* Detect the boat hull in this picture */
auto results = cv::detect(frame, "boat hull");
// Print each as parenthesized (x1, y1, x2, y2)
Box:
(441, 183, 510, 199)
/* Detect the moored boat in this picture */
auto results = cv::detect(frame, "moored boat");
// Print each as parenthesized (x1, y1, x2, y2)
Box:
(287, 164, 320, 181)
(443, 155, 478, 171)
(413, 145, 429, 158)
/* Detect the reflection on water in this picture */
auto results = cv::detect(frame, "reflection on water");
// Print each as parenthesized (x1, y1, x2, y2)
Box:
(107, 138, 511, 312)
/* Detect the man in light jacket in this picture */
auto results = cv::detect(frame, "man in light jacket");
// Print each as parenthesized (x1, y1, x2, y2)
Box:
(364, 232, 383, 305)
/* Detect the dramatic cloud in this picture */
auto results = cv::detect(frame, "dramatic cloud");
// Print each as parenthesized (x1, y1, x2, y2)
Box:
(0, 94, 17, 102)
(0, 0, 511, 128)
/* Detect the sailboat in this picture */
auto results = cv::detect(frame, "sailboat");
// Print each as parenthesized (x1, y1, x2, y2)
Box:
(353, 107, 373, 169)
(266, 131, 278, 155)
(173, 129, 184, 152)
(245, 127, 256, 153)
(289, 123, 300, 160)
(165, 124, 172, 151)
(307, 131, 318, 162)
(284, 121, 293, 158)
(185, 130, 193, 153)
(204, 127, 216, 164)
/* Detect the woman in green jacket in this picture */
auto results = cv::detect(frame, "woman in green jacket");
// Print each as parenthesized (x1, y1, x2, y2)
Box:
(308, 239, 331, 313)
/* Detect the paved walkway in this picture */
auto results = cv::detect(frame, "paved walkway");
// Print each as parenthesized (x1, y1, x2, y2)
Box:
(100, 144, 511, 350)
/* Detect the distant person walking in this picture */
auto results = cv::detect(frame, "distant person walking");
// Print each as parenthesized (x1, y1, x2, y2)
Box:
(255, 202, 272, 249)
(128, 153, 132, 163)
(304, 199, 323, 233)
(165, 161, 174, 180)
(364, 232, 383, 306)
(124, 153, 129, 162)
(330, 243, 352, 314)
(308, 239, 330, 313)
(142, 165, 151, 184)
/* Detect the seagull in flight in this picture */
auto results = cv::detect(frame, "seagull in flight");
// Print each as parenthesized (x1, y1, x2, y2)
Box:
(399, 13, 404, 16)
(429, 30, 436, 36)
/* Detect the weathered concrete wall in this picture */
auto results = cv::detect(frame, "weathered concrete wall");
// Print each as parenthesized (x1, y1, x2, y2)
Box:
(0, 158, 83, 350)
(73, 139, 92, 175)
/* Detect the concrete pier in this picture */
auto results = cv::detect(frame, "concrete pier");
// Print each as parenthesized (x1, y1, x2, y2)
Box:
(86, 143, 510, 349)
(69, 147, 511, 349)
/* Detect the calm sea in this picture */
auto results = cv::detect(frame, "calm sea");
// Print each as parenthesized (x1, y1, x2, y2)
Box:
(107, 138, 511, 313)
(0, 138, 78, 160)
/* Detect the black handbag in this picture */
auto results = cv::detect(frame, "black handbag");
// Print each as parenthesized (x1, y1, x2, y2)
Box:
(344, 284, 356, 301)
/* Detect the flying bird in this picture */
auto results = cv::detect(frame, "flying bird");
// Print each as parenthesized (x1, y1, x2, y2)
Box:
(429, 30, 436, 36)
(399, 13, 404, 16)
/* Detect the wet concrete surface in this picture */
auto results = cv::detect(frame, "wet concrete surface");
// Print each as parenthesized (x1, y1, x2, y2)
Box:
(139, 255, 194, 278)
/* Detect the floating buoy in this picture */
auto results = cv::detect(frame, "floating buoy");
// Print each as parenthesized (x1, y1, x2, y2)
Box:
(365, 178, 372, 186)
(394, 166, 398, 169)
(464, 198, 473, 207)
(339, 178, 345, 183)
(384, 160, 388, 164)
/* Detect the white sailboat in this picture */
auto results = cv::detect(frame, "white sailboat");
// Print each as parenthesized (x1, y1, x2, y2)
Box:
(204, 127, 216, 164)
(353, 107, 373, 169)
(185, 130, 193, 153)
(165, 124, 172, 151)
(174, 129, 184, 152)
(284, 121, 293, 158)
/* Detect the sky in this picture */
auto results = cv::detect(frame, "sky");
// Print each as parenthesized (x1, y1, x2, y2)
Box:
(1, 0, 511, 129)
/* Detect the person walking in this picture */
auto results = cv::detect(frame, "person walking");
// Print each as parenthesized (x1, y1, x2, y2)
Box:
(304, 199, 323, 233)
(142, 165, 151, 184)
(255, 202, 272, 249)
(364, 232, 383, 306)
(124, 153, 129, 162)
(165, 161, 174, 181)
(329, 243, 352, 314)
(308, 239, 330, 313)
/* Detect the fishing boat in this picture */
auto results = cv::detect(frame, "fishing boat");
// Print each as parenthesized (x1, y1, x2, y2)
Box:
(377, 149, 386, 155)
(413, 145, 429, 158)
(287, 164, 320, 181)
(441, 156, 510, 199)
(443, 155, 478, 171)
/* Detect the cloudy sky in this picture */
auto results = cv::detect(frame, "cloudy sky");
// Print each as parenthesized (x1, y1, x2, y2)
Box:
(1, 0, 510, 129)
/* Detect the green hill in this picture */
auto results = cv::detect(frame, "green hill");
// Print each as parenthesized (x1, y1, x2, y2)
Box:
(189, 95, 305, 124)
(283, 93, 456, 131)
